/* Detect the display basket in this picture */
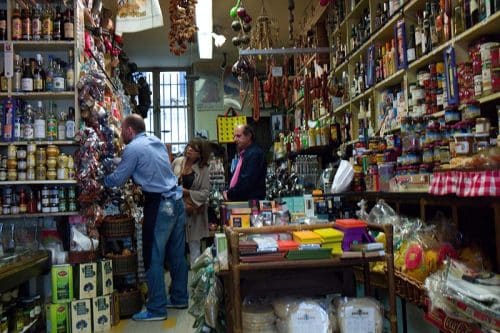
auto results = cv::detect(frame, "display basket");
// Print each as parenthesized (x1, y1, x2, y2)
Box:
(101, 215, 135, 237)
(106, 253, 138, 275)
(68, 249, 98, 264)
(117, 289, 143, 317)
(393, 269, 426, 307)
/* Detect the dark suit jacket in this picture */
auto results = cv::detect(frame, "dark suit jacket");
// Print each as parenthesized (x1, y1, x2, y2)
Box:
(226, 142, 266, 201)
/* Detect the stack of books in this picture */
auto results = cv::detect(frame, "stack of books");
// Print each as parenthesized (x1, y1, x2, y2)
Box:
(313, 228, 344, 255)
(287, 230, 331, 260)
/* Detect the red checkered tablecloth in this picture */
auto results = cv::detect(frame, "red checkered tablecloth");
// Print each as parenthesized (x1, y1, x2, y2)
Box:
(429, 170, 500, 197)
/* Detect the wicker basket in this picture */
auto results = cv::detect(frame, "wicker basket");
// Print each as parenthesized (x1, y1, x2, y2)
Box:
(68, 250, 98, 264)
(106, 253, 138, 275)
(117, 289, 143, 317)
(394, 269, 426, 306)
(101, 215, 135, 237)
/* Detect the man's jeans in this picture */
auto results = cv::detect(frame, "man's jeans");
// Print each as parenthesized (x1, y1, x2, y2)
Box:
(146, 197, 189, 315)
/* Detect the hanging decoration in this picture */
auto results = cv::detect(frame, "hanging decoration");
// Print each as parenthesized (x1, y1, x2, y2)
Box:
(249, 0, 279, 51)
(168, 0, 198, 55)
(229, 0, 252, 48)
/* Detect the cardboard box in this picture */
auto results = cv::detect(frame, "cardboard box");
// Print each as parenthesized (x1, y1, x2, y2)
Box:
(70, 299, 92, 333)
(46, 303, 69, 333)
(229, 214, 250, 228)
(214, 233, 228, 270)
(92, 296, 111, 332)
(97, 259, 114, 296)
(74, 263, 97, 299)
(51, 264, 73, 303)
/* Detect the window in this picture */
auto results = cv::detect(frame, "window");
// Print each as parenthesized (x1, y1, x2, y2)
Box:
(140, 70, 190, 155)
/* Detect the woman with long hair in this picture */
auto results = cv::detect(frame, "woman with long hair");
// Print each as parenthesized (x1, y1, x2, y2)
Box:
(171, 138, 210, 265)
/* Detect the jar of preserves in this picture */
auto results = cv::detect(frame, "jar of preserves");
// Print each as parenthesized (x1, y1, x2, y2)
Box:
(35, 165, 46, 180)
(35, 148, 46, 165)
(46, 144, 59, 158)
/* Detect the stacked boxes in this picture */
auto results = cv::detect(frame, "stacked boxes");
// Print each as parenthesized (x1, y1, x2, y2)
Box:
(48, 260, 114, 332)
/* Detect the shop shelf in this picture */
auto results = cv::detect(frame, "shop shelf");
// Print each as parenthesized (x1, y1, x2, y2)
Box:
(0, 140, 77, 146)
(334, 58, 349, 75)
(408, 42, 450, 71)
(333, 100, 351, 114)
(451, 11, 500, 47)
(10, 91, 75, 99)
(11, 40, 75, 51)
(351, 87, 374, 104)
(374, 68, 405, 90)
(477, 91, 500, 104)
(345, 0, 369, 22)
(0, 212, 78, 219)
(0, 180, 77, 185)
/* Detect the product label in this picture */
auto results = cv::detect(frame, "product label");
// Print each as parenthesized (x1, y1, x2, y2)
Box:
(65, 121, 75, 139)
(21, 78, 33, 92)
(64, 23, 74, 39)
(47, 119, 57, 139)
(455, 141, 470, 154)
(32, 19, 41, 38)
(407, 48, 416, 62)
(34, 119, 46, 139)
(53, 77, 65, 91)
(12, 18, 21, 39)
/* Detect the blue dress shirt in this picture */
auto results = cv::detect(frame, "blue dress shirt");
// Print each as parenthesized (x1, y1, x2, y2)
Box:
(104, 132, 182, 199)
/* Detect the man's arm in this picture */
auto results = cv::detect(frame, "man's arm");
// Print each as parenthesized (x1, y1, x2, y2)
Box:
(104, 146, 138, 188)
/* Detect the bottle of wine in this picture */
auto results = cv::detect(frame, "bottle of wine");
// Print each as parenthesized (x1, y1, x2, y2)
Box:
(11, 3, 22, 40)
(34, 101, 46, 140)
(21, 58, 34, 92)
(407, 25, 416, 63)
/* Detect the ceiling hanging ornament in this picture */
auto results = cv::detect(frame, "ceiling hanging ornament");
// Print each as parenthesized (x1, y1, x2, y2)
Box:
(168, 0, 198, 56)
(249, 0, 279, 52)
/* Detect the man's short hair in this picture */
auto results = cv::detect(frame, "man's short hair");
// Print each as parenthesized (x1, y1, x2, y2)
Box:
(242, 124, 255, 141)
(124, 114, 146, 133)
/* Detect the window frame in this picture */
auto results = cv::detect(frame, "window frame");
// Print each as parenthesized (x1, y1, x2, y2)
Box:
(138, 67, 194, 154)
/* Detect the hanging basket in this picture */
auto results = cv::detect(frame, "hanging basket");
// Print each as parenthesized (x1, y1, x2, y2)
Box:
(68, 250, 98, 264)
(106, 253, 138, 275)
(101, 215, 135, 238)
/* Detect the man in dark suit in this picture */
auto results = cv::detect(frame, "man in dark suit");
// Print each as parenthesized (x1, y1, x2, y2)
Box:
(223, 124, 266, 201)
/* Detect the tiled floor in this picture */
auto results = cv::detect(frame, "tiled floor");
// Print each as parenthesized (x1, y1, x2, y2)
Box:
(110, 272, 196, 332)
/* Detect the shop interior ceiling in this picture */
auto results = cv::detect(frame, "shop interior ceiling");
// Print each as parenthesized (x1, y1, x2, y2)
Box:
(104, 0, 312, 69)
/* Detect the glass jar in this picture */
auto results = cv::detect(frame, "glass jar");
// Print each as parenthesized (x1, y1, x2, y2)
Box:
(35, 148, 46, 165)
(16, 149, 26, 159)
(36, 165, 46, 180)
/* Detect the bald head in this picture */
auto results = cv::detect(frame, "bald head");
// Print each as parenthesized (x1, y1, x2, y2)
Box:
(233, 124, 254, 151)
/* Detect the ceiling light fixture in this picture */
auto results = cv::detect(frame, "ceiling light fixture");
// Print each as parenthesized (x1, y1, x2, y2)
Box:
(195, 0, 213, 59)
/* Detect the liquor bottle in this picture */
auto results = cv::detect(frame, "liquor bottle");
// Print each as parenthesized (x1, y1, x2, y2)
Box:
(470, 0, 479, 25)
(14, 107, 22, 141)
(12, 3, 22, 40)
(436, 0, 444, 43)
(23, 104, 34, 140)
(0, 63, 7, 92)
(21, 58, 34, 92)
(350, 26, 357, 51)
(375, 3, 382, 30)
(34, 101, 46, 140)
(381, 1, 388, 24)
(45, 56, 54, 92)
(21, 8, 31, 40)
(42, 4, 53, 41)
(330, 115, 341, 145)
(53, 60, 65, 92)
(359, 56, 366, 93)
(53, 5, 62, 40)
(13, 55, 22, 92)
(0, 9, 6, 40)
(422, 6, 430, 55)
(66, 50, 74, 91)
(381, 44, 387, 80)
(65, 107, 75, 139)
(63, 7, 74, 40)
(454, 0, 465, 36)
(443, 0, 451, 41)
(430, 0, 439, 46)
(33, 54, 45, 92)
(57, 111, 66, 140)
(391, 39, 397, 75)
(407, 25, 417, 63)
(46, 103, 57, 140)
(415, 15, 423, 59)
(31, 5, 42, 41)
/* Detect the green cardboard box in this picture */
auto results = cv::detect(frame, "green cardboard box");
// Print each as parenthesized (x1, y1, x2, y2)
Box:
(51, 264, 73, 303)
(70, 299, 92, 333)
(46, 303, 69, 333)
(74, 262, 97, 299)
(97, 259, 114, 296)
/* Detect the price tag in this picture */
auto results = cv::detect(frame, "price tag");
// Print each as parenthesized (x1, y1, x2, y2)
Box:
(4, 42, 13, 78)
(271, 66, 283, 77)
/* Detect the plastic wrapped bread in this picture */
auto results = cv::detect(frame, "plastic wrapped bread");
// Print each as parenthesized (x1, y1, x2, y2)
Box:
(335, 297, 383, 333)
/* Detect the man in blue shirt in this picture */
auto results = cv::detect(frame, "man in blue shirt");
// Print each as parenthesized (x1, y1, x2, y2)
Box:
(104, 114, 188, 321)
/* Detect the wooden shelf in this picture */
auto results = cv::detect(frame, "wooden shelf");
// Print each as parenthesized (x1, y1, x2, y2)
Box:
(351, 87, 374, 104)
(451, 11, 500, 46)
(10, 91, 75, 98)
(0, 212, 78, 219)
(0, 140, 77, 146)
(10, 40, 75, 51)
(0, 180, 77, 185)
(345, 0, 369, 22)
(334, 100, 351, 114)
(477, 91, 500, 104)
(334, 59, 349, 75)
(374, 69, 405, 90)
(0, 250, 50, 293)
